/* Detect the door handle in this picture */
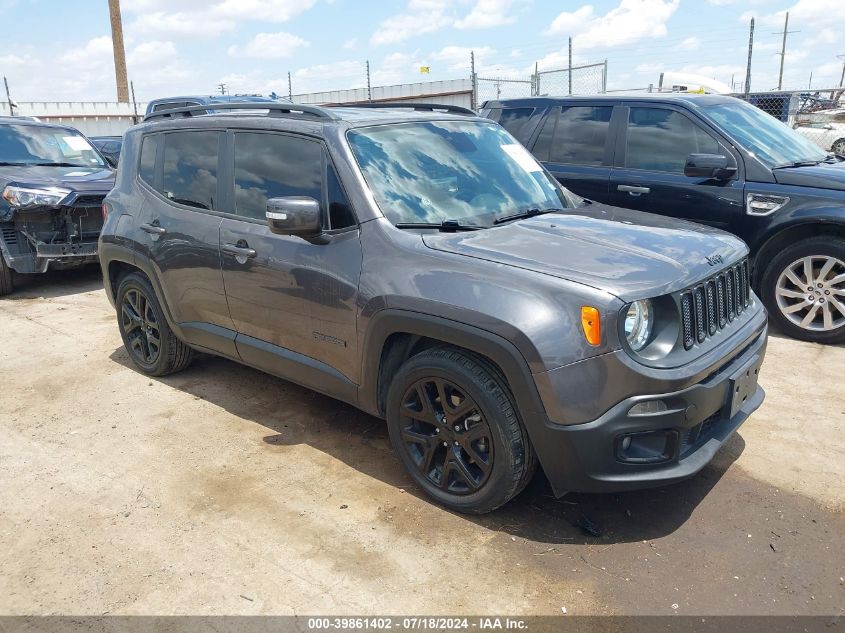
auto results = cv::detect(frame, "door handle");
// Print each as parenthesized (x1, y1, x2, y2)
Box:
(617, 185, 651, 195)
(222, 243, 257, 259)
(140, 222, 166, 235)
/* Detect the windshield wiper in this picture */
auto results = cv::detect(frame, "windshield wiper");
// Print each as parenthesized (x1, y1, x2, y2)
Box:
(493, 207, 562, 225)
(394, 219, 484, 232)
(29, 162, 89, 167)
(772, 159, 823, 169)
(0, 161, 28, 166)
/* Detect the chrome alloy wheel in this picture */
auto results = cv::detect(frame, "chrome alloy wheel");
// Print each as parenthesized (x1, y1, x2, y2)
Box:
(775, 255, 845, 332)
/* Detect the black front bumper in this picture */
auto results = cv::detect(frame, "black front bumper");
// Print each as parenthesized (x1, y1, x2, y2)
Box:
(534, 316, 768, 495)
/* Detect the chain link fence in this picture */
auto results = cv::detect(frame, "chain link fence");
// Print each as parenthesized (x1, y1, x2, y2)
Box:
(474, 61, 607, 106)
(737, 88, 845, 154)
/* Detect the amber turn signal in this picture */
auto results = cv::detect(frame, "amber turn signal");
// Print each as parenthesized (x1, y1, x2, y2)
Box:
(581, 306, 601, 346)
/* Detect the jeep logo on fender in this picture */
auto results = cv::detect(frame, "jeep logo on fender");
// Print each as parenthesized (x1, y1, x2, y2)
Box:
(706, 254, 724, 266)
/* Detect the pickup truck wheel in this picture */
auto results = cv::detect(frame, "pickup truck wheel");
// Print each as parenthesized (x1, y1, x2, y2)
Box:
(762, 236, 845, 344)
(386, 347, 536, 514)
(116, 272, 194, 376)
(833, 138, 845, 155)
(0, 255, 12, 296)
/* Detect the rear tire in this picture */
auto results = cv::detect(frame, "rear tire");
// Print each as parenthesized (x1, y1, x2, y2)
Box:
(833, 138, 845, 156)
(0, 255, 13, 296)
(760, 236, 845, 344)
(385, 347, 536, 514)
(116, 272, 193, 376)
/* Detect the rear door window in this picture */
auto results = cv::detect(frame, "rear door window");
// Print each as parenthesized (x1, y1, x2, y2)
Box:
(161, 131, 220, 210)
(139, 135, 158, 187)
(496, 107, 536, 143)
(625, 107, 720, 173)
(533, 105, 613, 165)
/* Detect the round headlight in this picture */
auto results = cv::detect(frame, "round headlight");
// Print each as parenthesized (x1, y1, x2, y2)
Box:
(624, 299, 653, 351)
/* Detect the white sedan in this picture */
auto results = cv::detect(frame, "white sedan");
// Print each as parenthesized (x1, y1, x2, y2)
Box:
(793, 112, 845, 155)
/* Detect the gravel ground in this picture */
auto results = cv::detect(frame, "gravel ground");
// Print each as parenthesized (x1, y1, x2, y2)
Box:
(1, 267, 843, 616)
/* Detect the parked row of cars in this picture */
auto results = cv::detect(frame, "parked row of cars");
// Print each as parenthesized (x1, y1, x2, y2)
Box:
(1, 93, 841, 512)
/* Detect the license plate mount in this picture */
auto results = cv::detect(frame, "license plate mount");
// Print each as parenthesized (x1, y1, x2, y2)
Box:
(726, 353, 761, 419)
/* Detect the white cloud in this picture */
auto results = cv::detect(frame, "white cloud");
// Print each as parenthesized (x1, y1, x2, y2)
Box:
(126, 0, 317, 39)
(758, 0, 845, 28)
(545, 0, 680, 50)
(680, 36, 701, 50)
(343, 38, 358, 50)
(127, 40, 177, 66)
(431, 45, 495, 72)
(370, 2, 452, 46)
(228, 32, 310, 59)
(455, 0, 520, 29)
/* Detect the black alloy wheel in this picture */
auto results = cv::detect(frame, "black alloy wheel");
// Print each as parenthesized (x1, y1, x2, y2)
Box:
(121, 287, 162, 365)
(398, 377, 494, 494)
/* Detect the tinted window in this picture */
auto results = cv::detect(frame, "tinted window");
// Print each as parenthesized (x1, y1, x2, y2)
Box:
(234, 132, 322, 220)
(327, 166, 356, 229)
(626, 108, 720, 173)
(153, 101, 187, 112)
(497, 108, 536, 143)
(139, 135, 158, 186)
(162, 131, 219, 210)
(534, 106, 612, 165)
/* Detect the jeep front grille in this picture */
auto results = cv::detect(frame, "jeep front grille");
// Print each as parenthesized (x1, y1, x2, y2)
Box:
(680, 259, 750, 350)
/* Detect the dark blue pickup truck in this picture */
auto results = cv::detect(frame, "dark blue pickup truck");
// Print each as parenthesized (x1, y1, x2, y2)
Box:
(484, 94, 845, 344)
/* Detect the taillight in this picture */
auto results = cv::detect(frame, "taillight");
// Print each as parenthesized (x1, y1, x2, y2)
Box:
(102, 202, 108, 221)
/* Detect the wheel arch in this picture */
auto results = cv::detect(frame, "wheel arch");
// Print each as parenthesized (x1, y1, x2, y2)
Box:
(360, 310, 546, 419)
(751, 219, 845, 288)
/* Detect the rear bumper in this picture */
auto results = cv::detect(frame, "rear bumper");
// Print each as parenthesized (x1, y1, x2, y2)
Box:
(535, 316, 767, 495)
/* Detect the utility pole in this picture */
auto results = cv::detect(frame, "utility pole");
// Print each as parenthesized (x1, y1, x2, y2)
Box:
(366, 60, 372, 101)
(568, 37, 573, 95)
(470, 50, 476, 108)
(744, 17, 754, 97)
(217, 83, 227, 95)
(3, 76, 15, 116)
(288, 71, 293, 100)
(774, 11, 799, 91)
(839, 55, 845, 87)
(107, 0, 130, 102)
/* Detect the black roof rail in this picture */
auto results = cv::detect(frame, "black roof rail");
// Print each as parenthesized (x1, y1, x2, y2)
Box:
(143, 102, 338, 122)
(342, 102, 477, 116)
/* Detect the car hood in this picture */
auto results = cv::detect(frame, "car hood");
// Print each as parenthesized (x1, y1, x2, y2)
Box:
(772, 159, 845, 191)
(421, 203, 747, 302)
(0, 165, 115, 194)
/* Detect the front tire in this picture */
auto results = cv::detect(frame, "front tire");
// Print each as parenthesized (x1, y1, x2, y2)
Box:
(761, 236, 845, 344)
(385, 347, 536, 514)
(832, 138, 845, 156)
(116, 272, 194, 376)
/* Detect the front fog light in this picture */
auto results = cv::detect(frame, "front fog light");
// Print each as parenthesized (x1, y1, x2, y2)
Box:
(628, 400, 668, 416)
(624, 299, 653, 351)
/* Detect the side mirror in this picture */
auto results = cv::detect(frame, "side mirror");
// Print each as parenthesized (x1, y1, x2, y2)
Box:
(266, 196, 322, 237)
(684, 153, 736, 180)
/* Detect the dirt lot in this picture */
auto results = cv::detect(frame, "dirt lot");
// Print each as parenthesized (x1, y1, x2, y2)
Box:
(1, 267, 844, 616)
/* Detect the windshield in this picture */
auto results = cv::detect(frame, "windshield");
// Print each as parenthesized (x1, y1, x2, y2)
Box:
(700, 100, 827, 168)
(0, 124, 106, 168)
(347, 120, 568, 226)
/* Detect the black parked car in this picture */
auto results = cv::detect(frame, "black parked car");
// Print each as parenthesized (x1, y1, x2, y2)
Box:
(90, 135, 123, 167)
(0, 117, 115, 295)
(483, 95, 845, 344)
(98, 102, 766, 513)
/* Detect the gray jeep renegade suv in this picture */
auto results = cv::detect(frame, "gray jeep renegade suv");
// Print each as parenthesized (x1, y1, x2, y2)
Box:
(99, 102, 768, 513)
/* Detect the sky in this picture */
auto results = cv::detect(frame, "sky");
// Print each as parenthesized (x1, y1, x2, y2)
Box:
(0, 0, 843, 103)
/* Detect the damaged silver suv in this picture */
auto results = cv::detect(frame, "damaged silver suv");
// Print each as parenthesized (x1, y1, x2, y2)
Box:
(0, 118, 115, 295)
(100, 102, 768, 513)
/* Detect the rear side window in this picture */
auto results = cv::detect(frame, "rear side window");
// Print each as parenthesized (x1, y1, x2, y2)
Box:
(162, 131, 220, 210)
(626, 107, 720, 173)
(533, 106, 613, 165)
(233, 132, 322, 220)
(139, 135, 158, 187)
(496, 107, 536, 143)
